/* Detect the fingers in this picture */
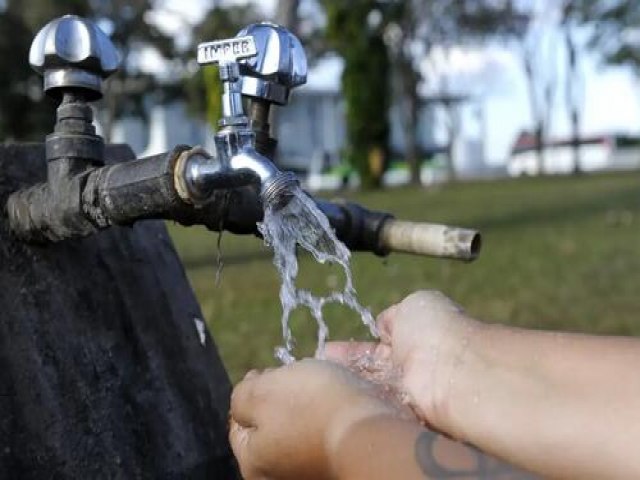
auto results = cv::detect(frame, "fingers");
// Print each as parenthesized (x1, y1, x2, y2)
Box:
(376, 304, 399, 344)
(324, 341, 379, 365)
(229, 419, 260, 480)
(229, 419, 250, 467)
(377, 291, 463, 343)
(230, 367, 289, 428)
(405, 290, 464, 314)
(230, 370, 263, 428)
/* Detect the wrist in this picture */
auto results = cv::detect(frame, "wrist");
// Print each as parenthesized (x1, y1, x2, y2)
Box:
(403, 313, 486, 437)
(329, 414, 424, 480)
(325, 401, 395, 477)
(438, 321, 523, 445)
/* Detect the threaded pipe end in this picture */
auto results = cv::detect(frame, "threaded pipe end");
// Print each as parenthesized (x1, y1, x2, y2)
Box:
(261, 171, 298, 210)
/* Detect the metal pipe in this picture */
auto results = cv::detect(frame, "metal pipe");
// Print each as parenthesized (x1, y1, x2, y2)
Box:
(219, 63, 245, 119)
(247, 99, 277, 159)
(83, 147, 187, 226)
(379, 220, 481, 261)
(175, 145, 297, 211)
(9, 151, 482, 261)
(174, 148, 261, 204)
(315, 201, 480, 261)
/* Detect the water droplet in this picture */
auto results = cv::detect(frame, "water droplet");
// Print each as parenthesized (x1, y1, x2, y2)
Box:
(275, 346, 295, 365)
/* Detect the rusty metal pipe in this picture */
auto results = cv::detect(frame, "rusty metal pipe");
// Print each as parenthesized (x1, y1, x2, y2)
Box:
(378, 220, 481, 262)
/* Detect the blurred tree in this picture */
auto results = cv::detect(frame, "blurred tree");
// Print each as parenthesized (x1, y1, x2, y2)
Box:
(588, 1, 640, 69)
(463, 1, 640, 176)
(88, 0, 176, 141)
(385, 0, 528, 183)
(0, 11, 50, 141)
(323, 0, 390, 188)
(569, 1, 640, 171)
(521, 10, 559, 176)
(6, 0, 89, 31)
(459, 1, 557, 175)
(185, 5, 258, 129)
(275, 0, 299, 31)
(560, 1, 590, 175)
(383, 0, 421, 184)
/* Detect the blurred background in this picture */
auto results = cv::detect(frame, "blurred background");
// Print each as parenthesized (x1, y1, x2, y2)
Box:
(2, 0, 640, 381)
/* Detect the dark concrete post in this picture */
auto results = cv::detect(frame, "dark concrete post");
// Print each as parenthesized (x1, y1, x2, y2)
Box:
(0, 144, 238, 479)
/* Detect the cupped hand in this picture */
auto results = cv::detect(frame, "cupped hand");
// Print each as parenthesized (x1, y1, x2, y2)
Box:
(325, 290, 480, 433)
(229, 358, 401, 480)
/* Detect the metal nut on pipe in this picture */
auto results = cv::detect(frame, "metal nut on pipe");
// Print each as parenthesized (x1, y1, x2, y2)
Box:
(379, 220, 481, 262)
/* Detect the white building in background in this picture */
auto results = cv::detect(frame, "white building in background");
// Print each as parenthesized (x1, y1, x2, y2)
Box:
(111, 102, 216, 159)
(276, 55, 346, 172)
(507, 133, 640, 176)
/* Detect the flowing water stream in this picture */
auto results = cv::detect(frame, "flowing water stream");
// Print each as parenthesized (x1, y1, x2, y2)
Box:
(258, 187, 378, 363)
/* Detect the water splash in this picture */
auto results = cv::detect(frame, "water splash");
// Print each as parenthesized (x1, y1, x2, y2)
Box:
(258, 187, 377, 363)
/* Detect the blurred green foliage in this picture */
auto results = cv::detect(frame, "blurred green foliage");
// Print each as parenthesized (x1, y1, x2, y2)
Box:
(323, 0, 390, 189)
(590, 2, 640, 70)
(90, 0, 177, 139)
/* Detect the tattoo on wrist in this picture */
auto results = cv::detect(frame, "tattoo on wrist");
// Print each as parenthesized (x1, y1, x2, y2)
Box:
(414, 431, 537, 479)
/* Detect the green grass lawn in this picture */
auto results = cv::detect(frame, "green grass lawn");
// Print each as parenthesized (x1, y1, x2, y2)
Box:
(169, 171, 640, 382)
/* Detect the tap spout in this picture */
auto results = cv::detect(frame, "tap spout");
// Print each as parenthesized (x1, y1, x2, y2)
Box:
(176, 145, 298, 211)
(229, 149, 298, 210)
(175, 148, 262, 204)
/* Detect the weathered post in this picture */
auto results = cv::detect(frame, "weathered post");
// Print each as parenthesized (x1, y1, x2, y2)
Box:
(0, 15, 237, 479)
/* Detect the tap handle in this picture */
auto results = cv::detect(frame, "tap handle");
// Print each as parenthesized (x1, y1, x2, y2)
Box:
(197, 36, 258, 121)
(197, 36, 258, 71)
(29, 15, 119, 101)
(235, 23, 307, 106)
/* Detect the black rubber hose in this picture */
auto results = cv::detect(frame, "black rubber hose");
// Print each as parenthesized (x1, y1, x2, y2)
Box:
(315, 200, 393, 256)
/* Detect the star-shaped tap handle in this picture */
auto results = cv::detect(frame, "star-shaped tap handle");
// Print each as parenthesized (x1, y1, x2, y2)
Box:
(29, 15, 119, 101)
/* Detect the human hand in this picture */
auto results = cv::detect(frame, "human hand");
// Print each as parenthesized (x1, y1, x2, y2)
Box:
(229, 359, 400, 480)
(325, 290, 480, 435)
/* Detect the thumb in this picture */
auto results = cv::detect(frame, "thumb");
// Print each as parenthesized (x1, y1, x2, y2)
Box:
(376, 304, 399, 344)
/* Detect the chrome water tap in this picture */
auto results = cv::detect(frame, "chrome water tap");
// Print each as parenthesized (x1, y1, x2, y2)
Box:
(176, 35, 298, 210)
(29, 14, 119, 168)
(235, 23, 308, 159)
(7, 15, 121, 241)
(7, 16, 298, 242)
(5, 15, 481, 262)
